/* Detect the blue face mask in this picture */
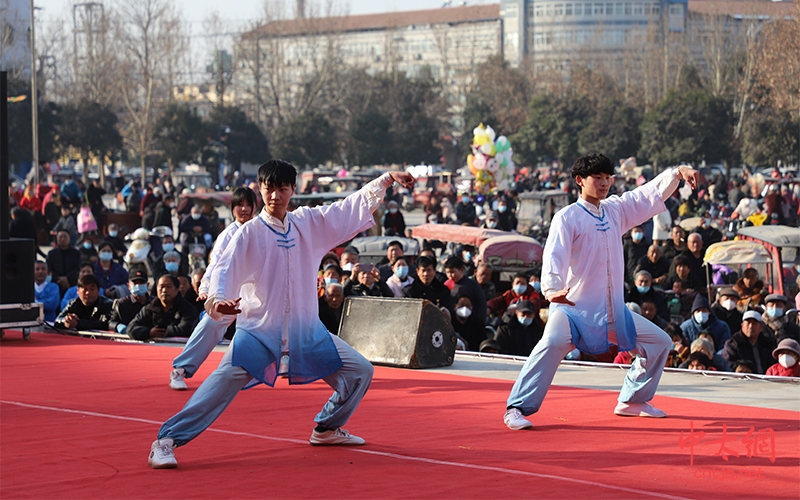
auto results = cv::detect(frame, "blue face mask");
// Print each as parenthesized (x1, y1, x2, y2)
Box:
(395, 266, 409, 279)
(461, 196, 470, 204)
(165, 262, 179, 273)
(83, 242, 93, 250)
(389, 208, 398, 214)
(531, 281, 541, 292)
(517, 315, 533, 326)
(108, 230, 118, 238)
(498, 205, 507, 213)
(637, 285, 651, 294)
(131, 284, 148, 296)
(766, 307, 784, 318)
(45, 275, 52, 283)
(162, 243, 175, 252)
(512, 284, 527, 295)
(324, 277, 338, 286)
(632, 232, 644, 242)
(463, 252, 472, 262)
(99, 251, 113, 262)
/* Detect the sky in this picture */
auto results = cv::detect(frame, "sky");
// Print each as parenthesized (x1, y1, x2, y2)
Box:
(32, 0, 473, 81)
(34, 0, 466, 24)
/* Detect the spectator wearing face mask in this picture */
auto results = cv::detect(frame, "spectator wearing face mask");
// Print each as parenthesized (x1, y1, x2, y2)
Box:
(377, 241, 415, 282)
(623, 226, 648, 283)
(152, 234, 188, 276)
(339, 248, 359, 283)
(444, 256, 486, 328)
(178, 205, 213, 251)
(765, 339, 800, 377)
(455, 193, 477, 226)
(480, 211, 500, 230)
(386, 257, 414, 297)
(680, 295, 731, 353)
(487, 274, 543, 320)
(495, 200, 517, 232)
(383, 200, 406, 236)
(494, 300, 544, 356)
(79, 236, 98, 264)
(761, 294, 800, 344)
(102, 223, 127, 262)
(710, 288, 743, 338)
(452, 294, 487, 351)
(94, 242, 129, 293)
(624, 270, 669, 322)
(109, 267, 153, 334)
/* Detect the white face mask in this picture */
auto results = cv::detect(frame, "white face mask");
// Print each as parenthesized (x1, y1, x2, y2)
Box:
(778, 354, 797, 369)
(342, 262, 355, 272)
(456, 306, 472, 318)
(694, 311, 709, 324)
(720, 298, 737, 311)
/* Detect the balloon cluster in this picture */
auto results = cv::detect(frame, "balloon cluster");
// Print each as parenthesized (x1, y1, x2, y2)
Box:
(467, 124, 515, 194)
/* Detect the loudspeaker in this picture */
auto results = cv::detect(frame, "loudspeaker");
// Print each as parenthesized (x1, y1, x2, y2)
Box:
(338, 297, 457, 369)
(1, 239, 35, 305)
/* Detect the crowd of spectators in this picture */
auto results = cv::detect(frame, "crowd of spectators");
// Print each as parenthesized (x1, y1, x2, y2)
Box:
(10, 163, 800, 378)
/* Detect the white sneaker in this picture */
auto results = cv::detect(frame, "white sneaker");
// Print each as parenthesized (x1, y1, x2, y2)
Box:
(169, 369, 188, 391)
(148, 439, 177, 469)
(504, 408, 533, 430)
(614, 401, 667, 418)
(309, 428, 366, 446)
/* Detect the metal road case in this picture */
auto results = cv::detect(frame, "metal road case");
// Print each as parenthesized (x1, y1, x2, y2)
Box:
(0, 303, 44, 340)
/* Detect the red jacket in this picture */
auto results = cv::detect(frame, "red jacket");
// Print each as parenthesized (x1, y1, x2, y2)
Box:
(765, 363, 800, 377)
(487, 285, 544, 317)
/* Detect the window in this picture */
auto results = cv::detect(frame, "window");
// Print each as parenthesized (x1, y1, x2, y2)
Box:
(652, 3, 660, 15)
(644, 3, 651, 15)
(607, 3, 614, 15)
(616, 2, 624, 15)
(554, 3, 564, 15)
(633, 3, 643, 15)
(534, 32, 544, 46)
(669, 4, 682, 14)
(624, 2, 631, 15)
(594, 3, 604, 15)
(534, 4, 544, 16)
(565, 3, 573, 15)
(574, 3, 583, 15)
(544, 4, 552, 16)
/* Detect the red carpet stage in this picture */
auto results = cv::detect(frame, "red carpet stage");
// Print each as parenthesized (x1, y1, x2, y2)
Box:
(2, 332, 799, 499)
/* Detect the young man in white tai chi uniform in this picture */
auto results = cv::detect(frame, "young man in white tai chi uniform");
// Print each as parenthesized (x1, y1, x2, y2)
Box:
(504, 153, 699, 430)
(148, 159, 415, 468)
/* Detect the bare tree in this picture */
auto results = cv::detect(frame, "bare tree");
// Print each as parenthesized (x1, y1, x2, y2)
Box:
(113, 0, 188, 182)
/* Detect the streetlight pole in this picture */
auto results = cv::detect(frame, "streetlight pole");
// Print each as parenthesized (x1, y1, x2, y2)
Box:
(30, 0, 39, 187)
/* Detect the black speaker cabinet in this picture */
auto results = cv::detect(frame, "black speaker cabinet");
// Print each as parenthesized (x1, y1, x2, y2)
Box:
(1, 239, 35, 305)
(338, 297, 457, 369)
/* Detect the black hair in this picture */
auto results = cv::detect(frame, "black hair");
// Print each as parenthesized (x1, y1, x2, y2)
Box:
(416, 256, 436, 269)
(231, 186, 258, 209)
(164, 194, 175, 201)
(687, 351, 712, 368)
(513, 272, 529, 282)
(97, 242, 113, 253)
(387, 240, 404, 250)
(673, 255, 691, 267)
(324, 265, 343, 277)
(158, 274, 180, 288)
(444, 256, 465, 270)
(257, 159, 297, 188)
(571, 153, 615, 179)
(79, 261, 94, 270)
(342, 246, 360, 256)
(78, 274, 101, 289)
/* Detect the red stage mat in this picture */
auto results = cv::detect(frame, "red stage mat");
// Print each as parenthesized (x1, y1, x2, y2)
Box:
(2, 332, 799, 499)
